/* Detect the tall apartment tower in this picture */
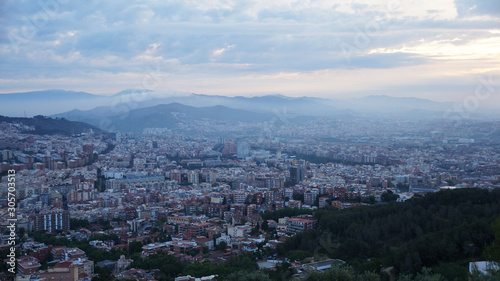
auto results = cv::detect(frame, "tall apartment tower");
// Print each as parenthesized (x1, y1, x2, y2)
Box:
(82, 144, 94, 162)
(33, 209, 70, 232)
(237, 141, 250, 159)
(289, 166, 305, 186)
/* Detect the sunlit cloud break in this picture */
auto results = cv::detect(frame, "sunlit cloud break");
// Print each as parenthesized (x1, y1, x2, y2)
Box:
(0, 0, 499, 105)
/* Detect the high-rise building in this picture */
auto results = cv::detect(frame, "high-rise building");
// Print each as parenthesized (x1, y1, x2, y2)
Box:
(188, 172, 199, 184)
(170, 170, 182, 183)
(33, 209, 70, 232)
(237, 141, 250, 159)
(222, 142, 236, 154)
(304, 191, 318, 206)
(82, 144, 94, 163)
(289, 166, 305, 185)
(2, 150, 13, 161)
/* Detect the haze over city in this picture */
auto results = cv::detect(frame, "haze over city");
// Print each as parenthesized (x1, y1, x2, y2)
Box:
(1, 1, 500, 281)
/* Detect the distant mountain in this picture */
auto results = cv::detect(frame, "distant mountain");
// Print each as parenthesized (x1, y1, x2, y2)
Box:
(111, 89, 154, 97)
(0, 89, 107, 117)
(0, 89, 98, 101)
(51, 90, 357, 128)
(105, 103, 276, 132)
(355, 95, 451, 112)
(4, 89, 495, 124)
(212, 94, 351, 116)
(0, 115, 105, 135)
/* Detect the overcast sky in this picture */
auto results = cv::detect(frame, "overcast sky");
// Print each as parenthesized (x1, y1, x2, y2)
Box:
(1, 0, 499, 104)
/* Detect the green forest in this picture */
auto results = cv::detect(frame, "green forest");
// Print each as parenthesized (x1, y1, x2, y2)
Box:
(277, 188, 500, 280)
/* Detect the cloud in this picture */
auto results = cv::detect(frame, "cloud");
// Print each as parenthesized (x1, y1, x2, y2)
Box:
(455, 0, 500, 17)
(0, 0, 498, 106)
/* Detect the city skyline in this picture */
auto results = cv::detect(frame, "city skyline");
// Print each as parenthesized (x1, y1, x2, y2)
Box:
(1, 0, 499, 106)
(1, 2, 500, 278)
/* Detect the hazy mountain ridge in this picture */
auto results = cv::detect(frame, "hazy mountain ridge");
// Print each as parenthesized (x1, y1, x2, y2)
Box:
(0, 89, 108, 117)
(2, 89, 496, 129)
(104, 103, 277, 132)
(0, 89, 99, 100)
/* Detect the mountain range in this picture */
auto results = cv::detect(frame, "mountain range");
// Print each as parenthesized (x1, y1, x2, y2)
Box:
(1, 89, 497, 133)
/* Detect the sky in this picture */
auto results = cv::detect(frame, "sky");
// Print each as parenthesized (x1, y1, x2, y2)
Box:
(1, 0, 499, 104)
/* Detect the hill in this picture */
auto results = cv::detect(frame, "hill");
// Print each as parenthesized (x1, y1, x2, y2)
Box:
(106, 103, 276, 132)
(0, 115, 105, 135)
(277, 188, 500, 280)
(1, 88, 469, 120)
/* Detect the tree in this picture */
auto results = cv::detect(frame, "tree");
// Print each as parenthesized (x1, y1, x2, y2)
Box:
(265, 262, 296, 280)
(293, 192, 304, 202)
(70, 218, 91, 230)
(433, 262, 468, 281)
(202, 246, 210, 254)
(92, 266, 115, 281)
(182, 261, 218, 278)
(130, 253, 183, 279)
(381, 190, 399, 202)
(215, 241, 227, 251)
(362, 196, 376, 204)
(397, 267, 445, 281)
(485, 216, 500, 260)
(286, 250, 312, 262)
(18, 227, 25, 238)
(445, 180, 456, 186)
(314, 196, 320, 207)
(128, 241, 143, 254)
(261, 220, 269, 231)
(225, 271, 271, 281)
(279, 188, 500, 277)
(185, 248, 200, 256)
(303, 265, 379, 281)
(469, 269, 500, 281)
(397, 183, 409, 192)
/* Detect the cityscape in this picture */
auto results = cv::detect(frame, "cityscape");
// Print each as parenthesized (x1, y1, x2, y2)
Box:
(1, 0, 500, 281)
(1, 106, 500, 280)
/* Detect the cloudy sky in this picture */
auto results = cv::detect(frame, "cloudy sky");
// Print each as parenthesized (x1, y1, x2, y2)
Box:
(1, 0, 499, 104)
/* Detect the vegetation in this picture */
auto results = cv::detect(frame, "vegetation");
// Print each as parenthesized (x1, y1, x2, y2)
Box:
(29, 231, 127, 263)
(277, 188, 500, 280)
(301, 265, 462, 281)
(70, 218, 91, 230)
(92, 266, 115, 281)
(381, 190, 399, 202)
(224, 271, 271, 281)
(485, 216, 500, 261)
(130, 253, 184, 280)
(302, 265, 381, 281)
(0, 115, 104, 135)
(127, 253, 260, 281)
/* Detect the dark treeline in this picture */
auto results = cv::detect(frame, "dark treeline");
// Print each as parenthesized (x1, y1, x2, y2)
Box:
(0, 115, 103, 135)
(277, 188, 500, 280)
